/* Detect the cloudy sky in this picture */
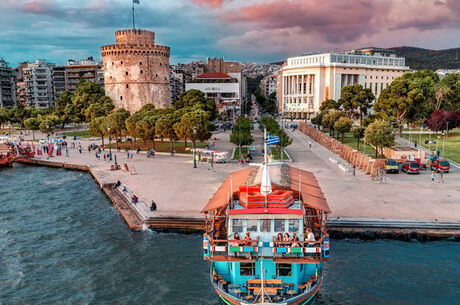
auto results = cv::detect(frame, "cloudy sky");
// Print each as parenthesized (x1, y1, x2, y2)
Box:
(1, 0, 459, 66)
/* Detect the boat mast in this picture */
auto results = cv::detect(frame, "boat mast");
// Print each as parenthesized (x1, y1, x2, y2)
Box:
(260, 128, 272, 201)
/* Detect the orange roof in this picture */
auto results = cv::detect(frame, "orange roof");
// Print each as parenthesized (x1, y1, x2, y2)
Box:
(196, 72, 231, 79)
(202, 167, 254, 212)
(289, 167, 331, 213)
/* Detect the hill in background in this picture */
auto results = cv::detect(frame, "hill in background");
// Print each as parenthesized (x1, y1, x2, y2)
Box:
(390, 46, 460, 70)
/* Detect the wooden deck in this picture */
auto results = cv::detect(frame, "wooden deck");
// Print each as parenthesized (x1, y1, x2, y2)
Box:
(206, 255, 325, 263)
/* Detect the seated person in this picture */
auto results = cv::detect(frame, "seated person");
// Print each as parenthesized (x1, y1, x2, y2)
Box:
(291, 233, 300, 247)
(305, 228, 316, 247)
(114, 180, 121, 188)
(230, 233, 241, 247)
(274, 233, 283, 246)
(244, 232, 252, 246)
(150, 200, 157, 211)
(283, 233, 291, 247)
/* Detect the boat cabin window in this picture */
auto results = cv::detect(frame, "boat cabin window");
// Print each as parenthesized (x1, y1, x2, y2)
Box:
(232, 219, 243, 233)
(274, 219, 285, 232)
(260, 219, 271, 232)
(240, 262, 255, 276)
(246, 219, 258, 232)
(276, 263, 292, 276)
(288, 219, 300, 232)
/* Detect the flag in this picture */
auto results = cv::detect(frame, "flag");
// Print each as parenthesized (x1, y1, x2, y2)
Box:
(266, 134, 280, 146)
(133, 0, 140, 4)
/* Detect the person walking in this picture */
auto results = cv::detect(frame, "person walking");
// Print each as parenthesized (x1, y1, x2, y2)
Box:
(65, 147, 69, 157)
(431, 170, 436, 184)
(439, 171, 444, 183)
(103, 153, 106, 162)
(352, 165, 356, 176)
(208, 155, 215, 172)
(78, 145, 82, 154)
(308, 140, 312, 148)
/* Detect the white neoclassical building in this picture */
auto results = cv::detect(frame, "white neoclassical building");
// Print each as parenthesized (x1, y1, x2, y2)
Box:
(279, 48, 411, 119)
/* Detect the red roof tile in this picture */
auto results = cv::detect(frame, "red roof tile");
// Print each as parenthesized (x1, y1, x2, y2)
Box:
(196, 72, 231, 79)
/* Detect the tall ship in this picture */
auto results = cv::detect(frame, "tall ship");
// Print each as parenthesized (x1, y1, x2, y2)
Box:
(202, 131, 331, 304)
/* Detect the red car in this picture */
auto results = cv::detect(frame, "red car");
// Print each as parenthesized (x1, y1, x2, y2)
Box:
(401, 161, 420, 174)
(430, 159, 450, 173)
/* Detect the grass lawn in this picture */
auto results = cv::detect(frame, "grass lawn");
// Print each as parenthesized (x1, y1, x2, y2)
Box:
(108, 140, 207, 154)
(232, 147, 249, 160)
(270, 147, 290, 160)
(401, 128, 460, 163)
(63, 130, 91, 138)
(338, 132, 384, 158)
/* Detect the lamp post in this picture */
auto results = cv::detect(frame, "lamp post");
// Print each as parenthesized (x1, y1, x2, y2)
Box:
(46, 123, 49, 142)
(193, 126, 197, 168)
(107, 124, 112, 161)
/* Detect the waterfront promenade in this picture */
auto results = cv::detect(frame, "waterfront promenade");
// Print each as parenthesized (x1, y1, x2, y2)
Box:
(12, 128, 460, 232)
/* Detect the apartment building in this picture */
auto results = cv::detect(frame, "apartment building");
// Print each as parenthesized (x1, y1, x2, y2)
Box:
(0, 58, 17, 108)
(23, 59, 56, 109)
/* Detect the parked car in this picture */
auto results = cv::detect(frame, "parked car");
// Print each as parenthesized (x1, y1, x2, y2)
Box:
(401, 161, 420, 174)
(384, 159, 399, 173)
(430, 159, 450, 173)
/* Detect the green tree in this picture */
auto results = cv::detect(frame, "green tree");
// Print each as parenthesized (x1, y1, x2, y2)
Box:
(319, 99, 340, 111)
(175, 89, 206, 109)
(106, 109, 130, 145)
(156, 113, 178, 152)
(0, 107, 9, 129)
(339, 84, 374, 124)
(55, 91, 76, 129)
(364, 119, 395, 158)
(24, 117, 40, 140)
(334, 117, 354, 141)
(89, 116, 108, 145)
(85, 96, 114, 122)
(258, 116, 279, 134)
(439, 73, 460, 110)
(230, 117, 254, 150)
(351, 125, 365, 150)
(322, 110, 346, 138)
(274, 128, 292, 158)
(71, 80, 107, 123)
(39, 119, 55, 135)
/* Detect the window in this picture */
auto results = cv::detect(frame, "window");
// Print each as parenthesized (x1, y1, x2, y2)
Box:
(381, 83, 383, 91)
(274, 219, 285, 232)
(120, 96, 123, 100)
(276, 264, 292, 276)
(140, 70, 143, 74)
(288, 219, 299, 232)
(125, 71, 128, 75)
(260, 219, 271, 232)
(139, 62, 142, 66)
(232, 219, 243, 233)
(126, 84, 129, 88)
(375, 83, 378, 94)
(160, 63, 162, 66)
(156, 73, 158, 77)
(240, 263, 255, 276)
(121, 61, 123, 65)
(247, 219, 257, 232)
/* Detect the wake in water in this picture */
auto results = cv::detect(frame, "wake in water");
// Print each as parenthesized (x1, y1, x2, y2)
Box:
(43, 176, 79, 186)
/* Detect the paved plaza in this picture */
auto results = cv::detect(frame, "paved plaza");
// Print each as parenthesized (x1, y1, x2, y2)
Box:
(14, 128, 460, 222)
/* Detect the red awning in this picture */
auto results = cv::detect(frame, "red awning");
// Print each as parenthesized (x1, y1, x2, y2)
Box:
(288, 167, 331, 213)
(201, 167, 254, 213)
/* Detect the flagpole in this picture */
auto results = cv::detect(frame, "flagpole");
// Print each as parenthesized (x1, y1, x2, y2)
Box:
(132, 0, 135, 29)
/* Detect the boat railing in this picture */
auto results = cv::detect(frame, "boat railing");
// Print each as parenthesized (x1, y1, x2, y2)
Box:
(203, 233, 330, 260)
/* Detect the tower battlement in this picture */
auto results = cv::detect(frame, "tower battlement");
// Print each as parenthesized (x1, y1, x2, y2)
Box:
(115, 29, 155, 45)
(100, 29, 171, 112)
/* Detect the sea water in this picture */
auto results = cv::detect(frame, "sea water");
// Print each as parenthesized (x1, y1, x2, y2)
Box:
(0, 165, 458, 305)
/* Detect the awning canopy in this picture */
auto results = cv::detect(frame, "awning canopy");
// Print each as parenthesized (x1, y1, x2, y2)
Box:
(201, 167, 254, 213)
(201, 166, 331, 214)
(288, 167, 331, 213)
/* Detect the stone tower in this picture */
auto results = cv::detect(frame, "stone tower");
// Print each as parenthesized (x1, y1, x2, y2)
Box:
(101, 29, 171, 113)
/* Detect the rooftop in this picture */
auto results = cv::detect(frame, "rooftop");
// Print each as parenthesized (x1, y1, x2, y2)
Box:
(196, 72, 232, 79)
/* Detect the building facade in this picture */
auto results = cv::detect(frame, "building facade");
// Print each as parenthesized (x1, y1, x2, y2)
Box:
(23, 59, 55, 109)
(101, 29, 171, 113)
(0, 58, 17, 108)
(170, 65, 191, 104)
(279, 48, 410, 119)
(185, 72, 242, 120)
(52, 66, 66, 99)
(259, 72, 278, 98)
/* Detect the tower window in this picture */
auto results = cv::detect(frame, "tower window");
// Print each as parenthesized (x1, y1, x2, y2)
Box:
(160, 63, 162, 66)
(140, 70, 143, 74)
(139, 62, 142, 66)
(156, 73, 158, 77)
(126, 84, 129, 88)
(112, 62, 114, 65)
(120, 96, 123, 100)
(121, 61, 123, 65)
(125, 71, 128, 75)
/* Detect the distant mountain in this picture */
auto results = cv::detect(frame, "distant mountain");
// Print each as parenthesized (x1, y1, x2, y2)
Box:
(389, 46, 460, 70)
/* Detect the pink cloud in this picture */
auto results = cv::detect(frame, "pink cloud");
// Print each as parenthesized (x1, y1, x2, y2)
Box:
(191, 0, 225, 8)
(21, 0, 53, 13)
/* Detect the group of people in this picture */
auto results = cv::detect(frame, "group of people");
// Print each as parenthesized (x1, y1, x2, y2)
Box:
(431, 170, 445, 183)
(230, 228, 317, 249)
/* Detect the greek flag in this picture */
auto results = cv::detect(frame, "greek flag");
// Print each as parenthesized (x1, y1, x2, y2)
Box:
(133, 0, 140, 4)
(266, 134, 280, 146)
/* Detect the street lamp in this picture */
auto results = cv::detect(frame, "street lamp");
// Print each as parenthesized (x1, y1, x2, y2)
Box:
(107, 124, 112, 161)
(193, 126, 197, 168)
(46, 123, 49, 142)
